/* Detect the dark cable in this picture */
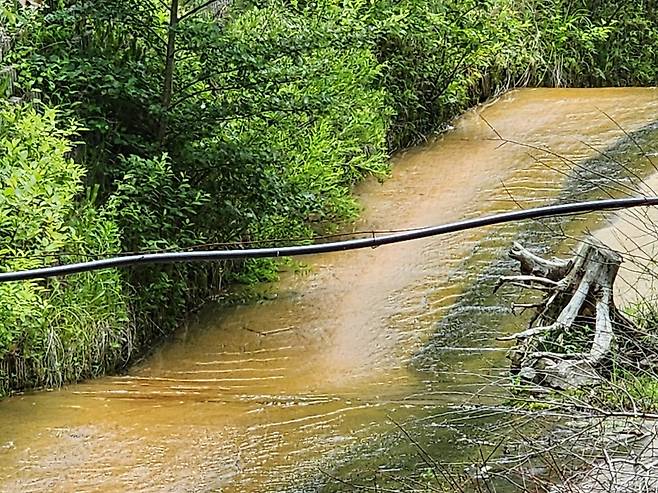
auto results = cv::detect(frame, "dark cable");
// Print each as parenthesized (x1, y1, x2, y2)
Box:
(1, 196, 657, 283)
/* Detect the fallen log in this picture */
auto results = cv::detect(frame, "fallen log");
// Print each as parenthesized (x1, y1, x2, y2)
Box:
(498, 238, 641, 390)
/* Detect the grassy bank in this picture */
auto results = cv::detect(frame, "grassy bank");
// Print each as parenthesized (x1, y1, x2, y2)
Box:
(0, 0, 657, 393)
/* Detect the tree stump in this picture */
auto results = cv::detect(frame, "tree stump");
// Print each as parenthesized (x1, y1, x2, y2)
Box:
(497, 238, 640, 390)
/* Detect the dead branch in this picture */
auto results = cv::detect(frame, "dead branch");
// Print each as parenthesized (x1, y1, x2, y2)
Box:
(499, 238, 640, 390)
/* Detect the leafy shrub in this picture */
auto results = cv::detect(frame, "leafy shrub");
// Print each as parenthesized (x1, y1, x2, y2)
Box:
(366, 0, 523, 148)
(107, 153, 215, 336)
(520, 0, 658, 87)
(0, 102, 131, 392)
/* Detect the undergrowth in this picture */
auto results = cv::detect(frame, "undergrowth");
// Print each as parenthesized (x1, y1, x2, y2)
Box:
(1, 0, 658, 392)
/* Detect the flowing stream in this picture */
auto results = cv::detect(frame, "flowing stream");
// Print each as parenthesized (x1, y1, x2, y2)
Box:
(1, 88, 658, 492)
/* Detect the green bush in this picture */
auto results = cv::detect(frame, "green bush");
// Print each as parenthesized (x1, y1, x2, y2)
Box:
(519, 0, 658, 87)
(0, 102, 131, 392)
(106, 153, 214, 336)
(365, 0, 526, 148)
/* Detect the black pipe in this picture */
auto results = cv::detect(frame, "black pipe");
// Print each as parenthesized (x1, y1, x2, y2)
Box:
(2, 196, 657, 283)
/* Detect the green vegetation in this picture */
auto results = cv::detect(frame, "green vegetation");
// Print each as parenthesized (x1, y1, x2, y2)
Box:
(0, 102, 131, 390)
(507, 296, 658, 414)
(585, 301, 658, 413)
(1, 0, 657, 393)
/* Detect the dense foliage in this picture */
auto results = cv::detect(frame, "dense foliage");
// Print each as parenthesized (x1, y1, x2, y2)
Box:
(0, 102, 131, 390)
(0, 0, 657, 392)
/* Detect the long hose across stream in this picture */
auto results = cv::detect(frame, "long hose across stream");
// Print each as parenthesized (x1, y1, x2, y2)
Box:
(2, 196, 658, 283)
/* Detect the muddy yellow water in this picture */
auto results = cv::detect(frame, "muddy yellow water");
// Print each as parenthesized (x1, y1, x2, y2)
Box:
(2, 88, 658, 492)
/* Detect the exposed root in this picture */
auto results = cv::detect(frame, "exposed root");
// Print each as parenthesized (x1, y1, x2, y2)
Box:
(510, 241, 573, 281)
(494, 275, 560, 293)
(499, 238, 644, 390)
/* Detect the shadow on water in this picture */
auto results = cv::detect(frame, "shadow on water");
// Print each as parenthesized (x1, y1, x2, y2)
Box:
(316, 117, 658, 492)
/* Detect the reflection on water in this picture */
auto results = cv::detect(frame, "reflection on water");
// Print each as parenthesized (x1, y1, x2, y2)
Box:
(1, 88, 658, 492)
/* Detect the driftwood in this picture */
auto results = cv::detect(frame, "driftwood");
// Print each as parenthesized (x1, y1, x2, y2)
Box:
(498, 239, 641, 390)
